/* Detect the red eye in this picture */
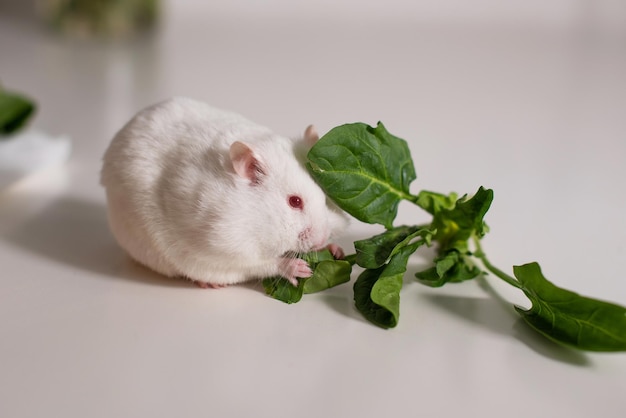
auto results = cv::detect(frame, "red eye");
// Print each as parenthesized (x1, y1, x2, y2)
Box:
(288, 195, 304, 210)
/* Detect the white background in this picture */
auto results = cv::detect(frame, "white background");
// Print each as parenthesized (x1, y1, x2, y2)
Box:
(1, 1, 625, 417)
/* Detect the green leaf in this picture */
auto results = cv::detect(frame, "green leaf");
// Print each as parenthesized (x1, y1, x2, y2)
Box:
(513, 262, 626, 352)
(303, 259, 352, 294)
(414, 187, 492, 289)
(262, 276, 305, 304)
(415, 249, 481, 287)
(354, 225, 433, 269)
(448, 187, 492, 239)
(307, 122, 417, 229)
(415, 190, 458, 215)
(0, 90, 36, 136)
(301, 249, 336, 264)
(353, 241, 422, 328)
(263, 250, 352, 303)
(431, 186, 493, 251)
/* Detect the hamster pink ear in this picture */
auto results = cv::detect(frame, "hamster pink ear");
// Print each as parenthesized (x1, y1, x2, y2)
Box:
(230, 141, 266, 184)
(304, 125, 319, 145)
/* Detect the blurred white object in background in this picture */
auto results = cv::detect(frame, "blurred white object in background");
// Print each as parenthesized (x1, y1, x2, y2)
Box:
(0, 129, 71, 190)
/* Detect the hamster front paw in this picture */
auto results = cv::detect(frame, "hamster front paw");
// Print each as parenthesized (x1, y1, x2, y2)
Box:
(326, 243, 345, 259)
(279, 257, 313, 286)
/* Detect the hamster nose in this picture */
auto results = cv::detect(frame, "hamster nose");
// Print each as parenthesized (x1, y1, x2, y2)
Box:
(312, 232, 330, 251)
(299, 227, 329, 251)
(298, 227, 312, 244)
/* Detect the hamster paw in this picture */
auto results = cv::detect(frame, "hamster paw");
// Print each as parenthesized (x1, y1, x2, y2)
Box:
(327, 243, 345, 259)
(192, 279, 227, 289)
(279, 258, 313, 286)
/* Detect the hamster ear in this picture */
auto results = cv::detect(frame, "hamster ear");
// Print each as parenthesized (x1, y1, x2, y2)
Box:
(229, 141, 266, 184)
(304, 125, 319, 145)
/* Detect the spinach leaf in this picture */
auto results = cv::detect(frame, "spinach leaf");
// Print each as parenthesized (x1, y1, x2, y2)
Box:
(354, 225, 433, 269)
(262, 276, 305, 304)
(303, 259, 352, 294)
(298, 120, 626, 351)
(513, 262, 626, 351)
(353, 241, 423, 328)
(414, 187, 491, 287)
(263, 250, 352, 304)
(430, 186, 493, 251)
(415, 249, 481, 287)
(307, 122, 417, 229)
(415, 190, 458, 215)
(0, 90, 36, 136)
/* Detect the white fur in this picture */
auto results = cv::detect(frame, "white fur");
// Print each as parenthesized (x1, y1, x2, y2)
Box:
(101, 97, 348, 286)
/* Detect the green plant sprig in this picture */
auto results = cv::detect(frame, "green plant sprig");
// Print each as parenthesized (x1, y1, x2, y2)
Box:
(264, 122, 626, 352)
(262, 249, 352, 304)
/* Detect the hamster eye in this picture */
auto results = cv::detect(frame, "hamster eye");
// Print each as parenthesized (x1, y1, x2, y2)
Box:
(288, 195, 304, 210)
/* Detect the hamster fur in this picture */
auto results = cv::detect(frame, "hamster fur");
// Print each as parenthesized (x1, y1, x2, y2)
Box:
(100, 97, 348, 287)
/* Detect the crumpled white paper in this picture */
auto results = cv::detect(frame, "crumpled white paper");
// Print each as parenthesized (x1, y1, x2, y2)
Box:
(0, 129, 72, 190)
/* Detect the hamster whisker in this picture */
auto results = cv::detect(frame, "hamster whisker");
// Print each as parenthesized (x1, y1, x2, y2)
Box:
(283, 250, 299, 259)
(267, 277, 279, 292)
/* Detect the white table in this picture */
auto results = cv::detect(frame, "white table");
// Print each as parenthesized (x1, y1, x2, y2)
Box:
(1, 3, 625, 417)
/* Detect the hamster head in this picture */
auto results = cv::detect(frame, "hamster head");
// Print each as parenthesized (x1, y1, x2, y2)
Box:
(229, 129, 344, 258)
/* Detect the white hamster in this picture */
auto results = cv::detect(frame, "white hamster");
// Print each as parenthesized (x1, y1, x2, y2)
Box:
(101, 97, 348, 288)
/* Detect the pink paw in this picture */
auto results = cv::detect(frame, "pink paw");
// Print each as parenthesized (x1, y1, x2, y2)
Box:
(327, 243, 345, 259)
(279, 258, 312, 286)
(193, 280, 227, 289)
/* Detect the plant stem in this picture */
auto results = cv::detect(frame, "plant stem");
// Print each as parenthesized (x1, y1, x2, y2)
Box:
(405, 193, 421, 204)
(472, 236, 523, 289)
(344, 253, 357, 266)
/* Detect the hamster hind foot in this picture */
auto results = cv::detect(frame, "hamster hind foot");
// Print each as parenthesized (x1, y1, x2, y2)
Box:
(191, 279, 227, 289)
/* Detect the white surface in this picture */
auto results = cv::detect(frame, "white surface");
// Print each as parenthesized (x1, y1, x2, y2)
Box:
(0, 129, 71, 189)
(1, 2, 626, 417)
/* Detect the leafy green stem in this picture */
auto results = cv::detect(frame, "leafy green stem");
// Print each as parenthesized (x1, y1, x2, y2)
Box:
(405, 193, 421, 204)
(344, 253, 357, 266)
(302, 120, 626, 351)
(472, 235, 522, 289)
